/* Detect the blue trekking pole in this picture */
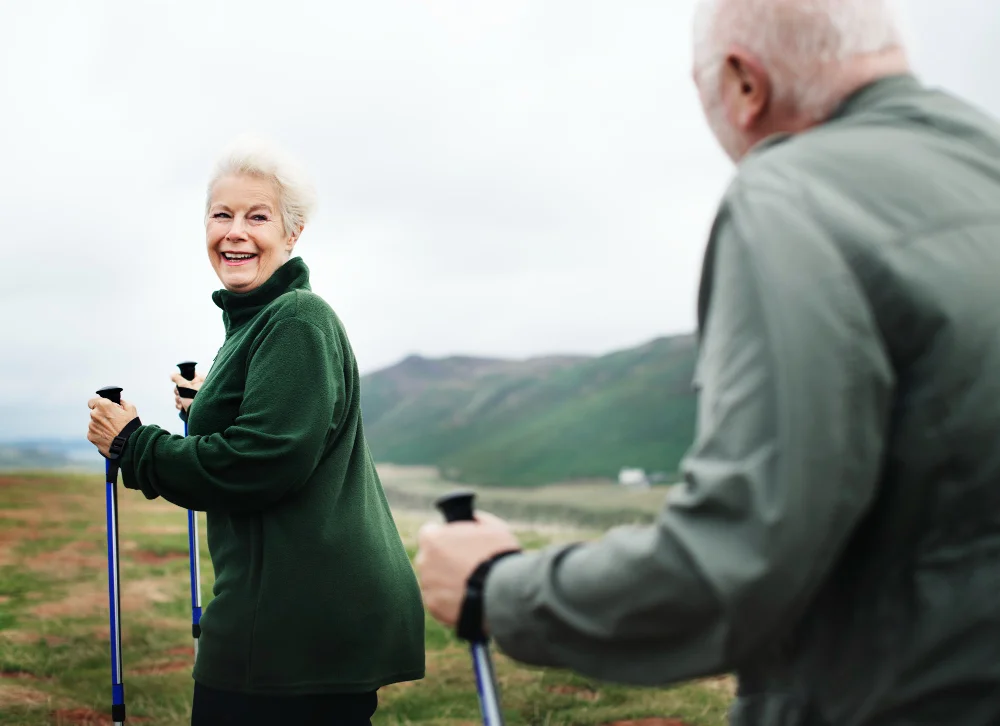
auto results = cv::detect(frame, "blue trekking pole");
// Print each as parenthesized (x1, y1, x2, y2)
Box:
(176, 361, 202, 659)
(435, 491, 506, 726)
(96, 386, 127, 726)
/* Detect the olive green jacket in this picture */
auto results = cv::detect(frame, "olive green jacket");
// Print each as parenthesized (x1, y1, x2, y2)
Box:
(485, 75, 1000, 725)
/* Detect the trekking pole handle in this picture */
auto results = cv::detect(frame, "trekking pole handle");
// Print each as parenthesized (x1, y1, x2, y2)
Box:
(433, 490, 505, 726)
(435, 490, 476, 523)
(177, 362, 198, 399)
(97, 387, 123, 406)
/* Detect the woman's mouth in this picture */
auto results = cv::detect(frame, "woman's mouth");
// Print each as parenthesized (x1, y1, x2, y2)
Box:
(221, 252, 258, 267)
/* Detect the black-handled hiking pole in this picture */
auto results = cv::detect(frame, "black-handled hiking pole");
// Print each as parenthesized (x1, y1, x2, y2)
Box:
(177, 361, 202, 659)
(434, 491, 505, 726)
(96, 386, 127, 726)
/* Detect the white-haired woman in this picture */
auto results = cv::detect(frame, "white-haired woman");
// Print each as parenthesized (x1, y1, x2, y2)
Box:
(88, 136, 425, 725)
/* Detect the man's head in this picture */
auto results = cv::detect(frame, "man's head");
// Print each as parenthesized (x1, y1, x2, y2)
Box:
(692, 0, 910, 162)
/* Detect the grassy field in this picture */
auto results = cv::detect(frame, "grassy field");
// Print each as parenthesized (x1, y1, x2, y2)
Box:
(377, 465, 673, 530)
(0, 469, 733, 725)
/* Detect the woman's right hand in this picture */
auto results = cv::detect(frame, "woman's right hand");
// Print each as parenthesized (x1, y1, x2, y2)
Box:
(171, 371, 206, 412)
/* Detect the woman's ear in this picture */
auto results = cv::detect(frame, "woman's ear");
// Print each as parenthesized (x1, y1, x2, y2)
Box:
(287, 225, 304, 252)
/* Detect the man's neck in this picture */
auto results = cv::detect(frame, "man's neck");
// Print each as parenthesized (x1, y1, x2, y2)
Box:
(822, 48, 912, 120)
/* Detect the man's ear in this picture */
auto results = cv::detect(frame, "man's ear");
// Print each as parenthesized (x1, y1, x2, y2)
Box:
(724, 52, 772, 128)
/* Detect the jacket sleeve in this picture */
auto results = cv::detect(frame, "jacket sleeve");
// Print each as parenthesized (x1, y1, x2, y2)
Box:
(120, 317, 343, 512)
(483, 188, 896, 685)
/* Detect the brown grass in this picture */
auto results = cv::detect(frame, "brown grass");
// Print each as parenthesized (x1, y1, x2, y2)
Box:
(0, 683, 53, 707)
(51, 708, 152, 725)
(24, 541, 106, 579)
(131, 550, 188, 564)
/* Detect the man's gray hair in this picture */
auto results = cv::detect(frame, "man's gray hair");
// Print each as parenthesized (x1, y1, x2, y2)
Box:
(206, 134, 318, 238)
(694, 0, 906, 119)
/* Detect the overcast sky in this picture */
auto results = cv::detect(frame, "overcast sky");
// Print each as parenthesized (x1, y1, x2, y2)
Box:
(2, 1, 998, 440)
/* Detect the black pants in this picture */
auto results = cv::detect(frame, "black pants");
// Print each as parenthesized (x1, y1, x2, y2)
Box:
(191, 682, 378, 725)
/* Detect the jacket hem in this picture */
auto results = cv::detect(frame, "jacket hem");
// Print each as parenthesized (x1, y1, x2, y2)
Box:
(191, 668, 426, 696)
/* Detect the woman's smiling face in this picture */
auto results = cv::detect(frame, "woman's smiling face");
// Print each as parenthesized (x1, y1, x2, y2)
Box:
(206, 174, 299, 293)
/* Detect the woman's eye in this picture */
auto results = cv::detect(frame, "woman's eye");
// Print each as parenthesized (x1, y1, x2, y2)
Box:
(250, 214, 268, 222)
(212, 212, 230, 219)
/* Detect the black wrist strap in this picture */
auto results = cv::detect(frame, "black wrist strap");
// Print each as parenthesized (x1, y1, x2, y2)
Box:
(107, 417, 142, 461)
(178, 387, 197, 399)
(456, 548, 522, 643)
(105, 416, 141, 482)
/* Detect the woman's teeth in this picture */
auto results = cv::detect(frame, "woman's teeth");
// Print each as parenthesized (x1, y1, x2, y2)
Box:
(223, 253, 256, 260)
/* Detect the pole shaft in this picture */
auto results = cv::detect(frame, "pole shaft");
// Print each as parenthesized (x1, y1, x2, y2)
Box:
(105, 460, 125, 723)
(433, 492, 505, 726)
(184, 420, 202, 658)
(471, 643, 504, 726)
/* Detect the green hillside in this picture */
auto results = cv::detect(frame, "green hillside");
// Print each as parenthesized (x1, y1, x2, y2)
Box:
(359, 334, 699, 487)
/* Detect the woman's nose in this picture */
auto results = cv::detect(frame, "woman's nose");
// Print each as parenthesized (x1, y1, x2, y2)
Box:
(225, 216, 248, 240)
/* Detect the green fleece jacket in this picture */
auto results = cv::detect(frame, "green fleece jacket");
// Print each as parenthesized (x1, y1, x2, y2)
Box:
(120, 256, 425, 695)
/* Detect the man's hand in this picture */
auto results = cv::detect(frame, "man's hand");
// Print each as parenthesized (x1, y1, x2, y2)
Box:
(87, 397, 139, 457)
(171, 370, 205, 413)
(415, 511, 521, 630)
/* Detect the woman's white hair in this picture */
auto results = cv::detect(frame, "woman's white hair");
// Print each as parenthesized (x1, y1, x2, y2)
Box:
(206, 134, 318, 238)
(694, 0, 906, 120)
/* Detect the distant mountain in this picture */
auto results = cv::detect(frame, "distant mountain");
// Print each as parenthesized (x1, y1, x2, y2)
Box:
(359, 334, 699, 487)
(0, 438, 103, 472)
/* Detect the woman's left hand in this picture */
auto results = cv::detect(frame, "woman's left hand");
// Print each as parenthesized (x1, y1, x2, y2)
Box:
(87, 396, 140, 458)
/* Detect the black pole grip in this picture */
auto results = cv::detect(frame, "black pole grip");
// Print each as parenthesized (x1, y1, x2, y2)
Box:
(96, 386, 123, 405)
(177, 361, 197, 381)
(177, 361, 198, 399)
(435, 490, 476, 523)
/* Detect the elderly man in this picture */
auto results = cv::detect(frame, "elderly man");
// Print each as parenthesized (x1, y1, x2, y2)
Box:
(416, 0, 1000, 723)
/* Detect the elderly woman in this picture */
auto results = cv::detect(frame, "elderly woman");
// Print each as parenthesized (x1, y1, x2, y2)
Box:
(87, 137, 425, 725)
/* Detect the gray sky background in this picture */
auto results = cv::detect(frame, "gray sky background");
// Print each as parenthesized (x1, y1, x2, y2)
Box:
(2, 1, 998, 440)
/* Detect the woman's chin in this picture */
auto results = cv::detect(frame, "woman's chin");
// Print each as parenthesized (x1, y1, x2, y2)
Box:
(220, 270, 259, 293)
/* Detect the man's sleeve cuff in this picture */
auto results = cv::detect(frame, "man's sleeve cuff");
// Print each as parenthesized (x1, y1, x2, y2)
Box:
(483, 545, 576, 668)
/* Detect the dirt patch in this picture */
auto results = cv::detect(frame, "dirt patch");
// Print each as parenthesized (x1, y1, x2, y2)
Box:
(603, 721, 691, 726)
(132, 660, 192, 675)
(31, 576, 176, 619)
(546, 684, 600, 701)
(0, 630, 63, 648)
(0, 526, 40, 566)
(0, 629, 40, 644)
(24, 541, 106, 579)
(30, 584, 107, 618)
(51, 708, 152, 725)
(130, 549, 187, 564)
(52, 709, 111, 726)
(0, 669, 51, 682)
(0, 682, 51, 707)
(1, 496, 87, 524)
(165, 646, 195, 657)
(136, 525, 187, 535)
(140, 616, 189, 631)
(121, 578, 176, 609)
